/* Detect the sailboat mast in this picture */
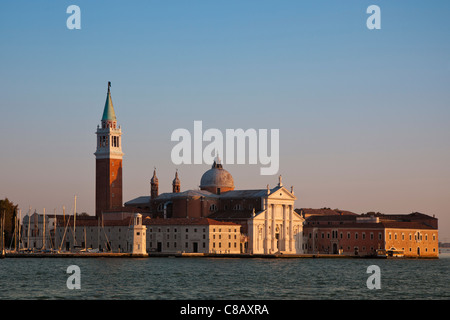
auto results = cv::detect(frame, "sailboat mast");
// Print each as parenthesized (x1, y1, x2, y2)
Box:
(73, 196, 76, 245)
(42, 208, 46, 250)
(27, 207, 31, 250)
(1, 210, 5, 257)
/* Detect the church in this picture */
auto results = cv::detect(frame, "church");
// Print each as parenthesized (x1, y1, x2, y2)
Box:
(58, 82, 305, 255)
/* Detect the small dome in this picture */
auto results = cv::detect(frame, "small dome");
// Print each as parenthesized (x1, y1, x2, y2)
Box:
(200, 161, 234, 191)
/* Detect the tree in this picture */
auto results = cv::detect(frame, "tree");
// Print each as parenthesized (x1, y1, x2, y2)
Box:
(0, 198, 19, 248)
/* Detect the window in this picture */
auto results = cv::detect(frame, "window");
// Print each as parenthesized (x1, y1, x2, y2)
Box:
(209, 204, 218, 212)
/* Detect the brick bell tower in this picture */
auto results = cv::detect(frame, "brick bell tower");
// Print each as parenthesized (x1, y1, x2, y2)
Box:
(94, 82, 124, 218)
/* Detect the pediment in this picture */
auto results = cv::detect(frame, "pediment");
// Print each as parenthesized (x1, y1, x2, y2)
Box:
(268, 186, 297, 200)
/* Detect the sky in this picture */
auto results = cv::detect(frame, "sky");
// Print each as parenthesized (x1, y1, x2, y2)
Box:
(1, 1, 449, 241)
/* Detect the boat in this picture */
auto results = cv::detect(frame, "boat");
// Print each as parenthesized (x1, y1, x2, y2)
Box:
(377, 248, 404, 258)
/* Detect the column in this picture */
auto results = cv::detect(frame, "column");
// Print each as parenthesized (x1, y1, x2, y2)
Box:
(282, 205, 288, 252)
(271, 204, 275, 253)
(264, 200, 269, 254)
(289, 205, 294, 252)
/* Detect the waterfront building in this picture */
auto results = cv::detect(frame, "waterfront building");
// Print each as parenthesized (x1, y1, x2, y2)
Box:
(300, 209, 439, 258)
(21, 211, 58, 251)
(54, 216, 241, 254)
(126, 162, 304, 254)
(145, 217, 241, 254)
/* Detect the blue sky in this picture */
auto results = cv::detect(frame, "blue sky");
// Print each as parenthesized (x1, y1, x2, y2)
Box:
(1, 1, 450, 240)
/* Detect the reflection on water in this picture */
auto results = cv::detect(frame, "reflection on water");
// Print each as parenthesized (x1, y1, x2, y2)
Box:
(0, 255, 449, 300)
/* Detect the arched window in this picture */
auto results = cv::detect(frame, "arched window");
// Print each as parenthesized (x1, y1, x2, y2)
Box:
(209, 204, 218, 212)
(233, 204, 243, 211)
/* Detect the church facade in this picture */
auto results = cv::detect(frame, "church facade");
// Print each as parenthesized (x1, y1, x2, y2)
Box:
(126, 160, 305, 254)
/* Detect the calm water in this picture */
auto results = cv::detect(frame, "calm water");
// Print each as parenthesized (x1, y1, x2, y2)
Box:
(0, 254, 449, 300)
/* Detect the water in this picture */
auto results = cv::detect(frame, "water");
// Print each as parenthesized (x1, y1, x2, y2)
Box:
(1, 254, 449, 300)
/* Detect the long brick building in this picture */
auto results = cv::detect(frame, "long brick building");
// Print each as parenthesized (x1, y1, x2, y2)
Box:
(299, 208, 438, 258)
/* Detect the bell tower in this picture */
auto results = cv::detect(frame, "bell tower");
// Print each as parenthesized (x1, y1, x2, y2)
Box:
(94, 82, 124, 218)
(150, 169, 159, 199)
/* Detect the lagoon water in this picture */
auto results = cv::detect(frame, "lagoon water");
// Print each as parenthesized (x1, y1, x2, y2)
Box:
(1, 253, 449, 300)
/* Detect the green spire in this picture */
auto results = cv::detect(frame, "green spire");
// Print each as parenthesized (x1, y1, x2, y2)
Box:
(102, 81, 116, 121)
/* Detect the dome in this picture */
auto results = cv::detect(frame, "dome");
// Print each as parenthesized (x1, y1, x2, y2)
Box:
(200, 160, 234, 192)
